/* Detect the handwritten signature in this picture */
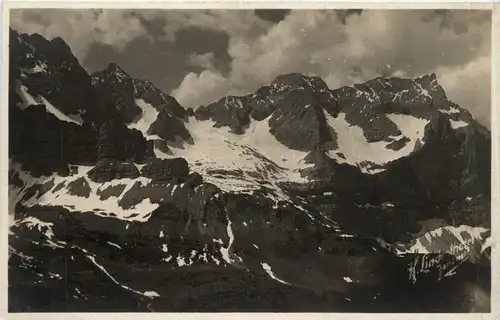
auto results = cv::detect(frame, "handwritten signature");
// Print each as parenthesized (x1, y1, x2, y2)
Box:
(407, 239, 476, 283)
(407, 254, 468, 283)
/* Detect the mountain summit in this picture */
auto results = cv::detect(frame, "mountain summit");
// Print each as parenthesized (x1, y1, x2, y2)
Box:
(8, 30, 491, 312)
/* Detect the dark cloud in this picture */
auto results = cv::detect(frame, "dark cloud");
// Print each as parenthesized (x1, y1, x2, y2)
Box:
(336, 9, 363, 24)
(82, 27, 231, 93)
(254, 9, 291, 23)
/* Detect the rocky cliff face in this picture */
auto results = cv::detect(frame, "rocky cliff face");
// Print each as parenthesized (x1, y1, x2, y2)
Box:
(92, 63, 192, 145)
(8, 30, 491, 313)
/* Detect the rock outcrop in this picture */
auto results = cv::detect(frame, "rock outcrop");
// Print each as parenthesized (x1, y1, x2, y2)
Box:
(87, 158, 140, 183)
(140, 158, 190, 183)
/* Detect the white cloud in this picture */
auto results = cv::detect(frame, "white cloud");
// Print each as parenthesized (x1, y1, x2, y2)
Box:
(436, 55, 491, 126)
(171, 70, 234, 108)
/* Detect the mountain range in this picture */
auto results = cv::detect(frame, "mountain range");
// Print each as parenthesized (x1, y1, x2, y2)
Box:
(8, 29, 491, 312)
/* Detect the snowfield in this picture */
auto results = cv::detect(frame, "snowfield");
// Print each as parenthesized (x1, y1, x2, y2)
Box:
(324, 111, 429, 170)
(167, 117, 311, 193)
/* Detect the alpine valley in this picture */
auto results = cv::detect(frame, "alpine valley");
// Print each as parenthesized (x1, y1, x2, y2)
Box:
(8, 29, 492, 312)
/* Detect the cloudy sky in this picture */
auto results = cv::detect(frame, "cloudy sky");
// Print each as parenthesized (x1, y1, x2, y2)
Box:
(10, 9, 491, 127)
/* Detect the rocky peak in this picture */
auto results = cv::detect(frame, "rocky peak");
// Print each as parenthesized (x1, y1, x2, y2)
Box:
(107, 62, 125, 72)
(20, 32, 81, 74)
(49, 36, 74, 56)
(91, 63, 140, 123)
(132, 78, 186, 118)
(247, 74, 338, 151)
(254, 73, 336, 115)
(332, 73, 448, 113)
(9, 29, 104, 123)
(194, 95, 252, 134)
(271, 73, 331, 93)
(92, 62, 132, 84)
(106, 62, 129, 80)
(196, 72, 339, 138)
(91, 63, 190, 134)
(133, 78, 154, 92)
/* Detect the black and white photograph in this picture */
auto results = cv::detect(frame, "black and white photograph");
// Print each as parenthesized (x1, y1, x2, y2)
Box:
(5, 7, 493, 313)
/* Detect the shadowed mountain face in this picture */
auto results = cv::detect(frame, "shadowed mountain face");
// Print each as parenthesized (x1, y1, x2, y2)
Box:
(8, 29, 491, 313)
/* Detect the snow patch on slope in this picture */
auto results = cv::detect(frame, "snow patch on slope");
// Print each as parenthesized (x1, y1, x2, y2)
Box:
(75, 245, 160, 299)
(439, 106, 461, 115)
(38, 96, 84, 125)
(16, 83, 39, 109)
(396, 225, 489, 259)
(16, 217, 55, 239)
(162, 244, 220, 268)
(414, 82, 432, 100)
(219, 217, 235, 264)
(449, 120, 469, 129)
(15, 82, 83, 125)
(261, 262, 290, 285)
(127, 99, 159, 139)
(153, 147, 173, 160)
(22, 165, 159, 222)
(325, 112, 429, 169)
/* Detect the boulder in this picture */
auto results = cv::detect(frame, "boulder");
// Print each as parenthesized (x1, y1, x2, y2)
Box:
(184, 172, 203, 188)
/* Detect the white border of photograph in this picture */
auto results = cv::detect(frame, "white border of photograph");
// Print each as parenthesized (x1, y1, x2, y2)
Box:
(0, 1, 498, 320)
